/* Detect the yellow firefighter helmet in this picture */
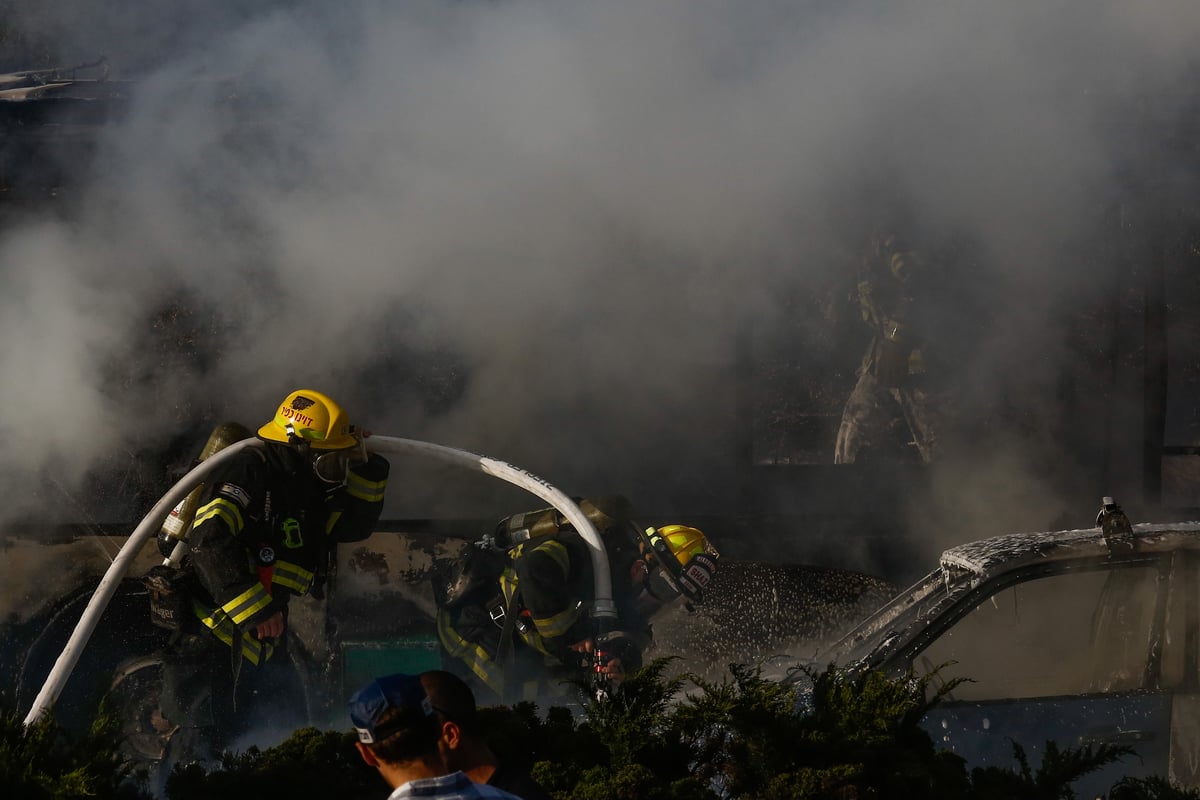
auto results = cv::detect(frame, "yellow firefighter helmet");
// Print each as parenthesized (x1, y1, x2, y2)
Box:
(257, 389, 359, 451)
(640, 524, 719, 603)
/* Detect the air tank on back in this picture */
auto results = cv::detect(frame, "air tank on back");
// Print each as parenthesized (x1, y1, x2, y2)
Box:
(157, 421, 253, 561)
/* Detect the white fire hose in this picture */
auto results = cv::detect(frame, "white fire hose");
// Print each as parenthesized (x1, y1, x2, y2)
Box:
(23, 435, 611, 727)
(365, 436, 613, 616)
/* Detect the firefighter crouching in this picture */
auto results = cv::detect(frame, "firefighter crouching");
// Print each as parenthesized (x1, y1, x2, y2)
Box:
(435, 495, 719, 705)
(145, 389, 389, 762)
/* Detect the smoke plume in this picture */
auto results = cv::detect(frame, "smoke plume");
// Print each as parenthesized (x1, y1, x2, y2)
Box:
(1, 0, 1198, 555)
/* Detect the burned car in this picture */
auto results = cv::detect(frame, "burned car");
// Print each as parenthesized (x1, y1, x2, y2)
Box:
(812, 501, 1200, 797)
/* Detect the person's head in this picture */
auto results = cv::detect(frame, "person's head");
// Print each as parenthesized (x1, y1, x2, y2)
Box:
(258, 389, 368, 485)
(632, 524, 720, 617)
(417, 670, 497, 772)
(348, 673, 444, 779)
(418, 670, 480, 735)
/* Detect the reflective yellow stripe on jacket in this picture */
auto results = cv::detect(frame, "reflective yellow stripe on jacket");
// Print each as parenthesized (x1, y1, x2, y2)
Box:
(523, 539, 570, 574)
(530, 603, 581, 640)
(192, 497, 246, 536)
(436, 609, 507, 695)
(345, 470, 387, 503)
(272, 560, 315, 594)
(193, 601, 275, 665)
(516, 539, 581, 641)
(218, 582, 273, 626)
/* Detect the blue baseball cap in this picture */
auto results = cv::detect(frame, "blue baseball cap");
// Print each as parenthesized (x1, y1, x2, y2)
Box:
(347, 673, 434, 744)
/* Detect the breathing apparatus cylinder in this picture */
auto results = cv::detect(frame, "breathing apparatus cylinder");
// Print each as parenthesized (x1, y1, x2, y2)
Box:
(487, 496, 631, 552)
(491, 507, 565, 550)
(157, 421, 253, 559)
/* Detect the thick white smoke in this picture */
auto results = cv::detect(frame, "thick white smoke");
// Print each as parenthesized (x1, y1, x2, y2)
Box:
(1, 0, 1198, 547)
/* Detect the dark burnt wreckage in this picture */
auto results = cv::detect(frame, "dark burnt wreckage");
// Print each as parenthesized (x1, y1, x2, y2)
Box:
(808, 501, 1200, 799)
(0, 59, 133, 202)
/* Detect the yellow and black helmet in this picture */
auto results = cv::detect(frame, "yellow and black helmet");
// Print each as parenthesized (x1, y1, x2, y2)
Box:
(639, 524, 719, 604)
(258, 389, 359, 451)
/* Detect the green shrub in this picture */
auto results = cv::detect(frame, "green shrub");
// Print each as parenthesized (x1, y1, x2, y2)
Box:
(2, 662, 1176, 800)
(161, 728, 379, 800)
(0, 697, 152, 800)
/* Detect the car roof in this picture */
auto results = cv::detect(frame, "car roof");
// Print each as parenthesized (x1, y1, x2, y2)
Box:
(812, 520, 1200, 673)
(938, 521, 1200, 581)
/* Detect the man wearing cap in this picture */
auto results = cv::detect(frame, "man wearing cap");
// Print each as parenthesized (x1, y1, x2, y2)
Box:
(349, 673, 525, 800)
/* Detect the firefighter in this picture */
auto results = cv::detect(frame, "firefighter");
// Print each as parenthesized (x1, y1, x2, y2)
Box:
(834, 230, 939, 464)
(435, 496, 719, 705)
(156, 389, 389, 762)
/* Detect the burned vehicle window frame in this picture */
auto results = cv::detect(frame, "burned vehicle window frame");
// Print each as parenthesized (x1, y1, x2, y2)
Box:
(813, 521, 1200, 797)
(827, 524, 1200, 683)
(876, 557, 1172, 686)
(909, 559, 1168, 699)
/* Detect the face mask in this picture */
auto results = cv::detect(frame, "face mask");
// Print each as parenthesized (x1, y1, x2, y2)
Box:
(630, 560, 682, 617)
(644, 563, 680, 602)
(311, 439, 367, 484)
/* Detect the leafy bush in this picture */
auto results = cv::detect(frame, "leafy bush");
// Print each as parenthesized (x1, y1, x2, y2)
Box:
(969, 739, 1132, 800)
(161, 728, 379, 800)
(0, 662, 1176, 800)
(513, 659, 1140, 799)
(0, 696, 152, 800)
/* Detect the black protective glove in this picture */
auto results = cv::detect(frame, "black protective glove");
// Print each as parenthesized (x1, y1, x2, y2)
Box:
(595, 630, 645, 675)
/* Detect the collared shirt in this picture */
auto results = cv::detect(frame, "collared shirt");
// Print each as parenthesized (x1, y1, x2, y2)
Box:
(388, 770, 524, 800)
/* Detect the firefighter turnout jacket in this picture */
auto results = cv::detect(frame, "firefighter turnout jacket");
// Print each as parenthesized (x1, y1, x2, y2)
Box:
(186, 442, 388, 664)
(438, 499, 651, 702)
